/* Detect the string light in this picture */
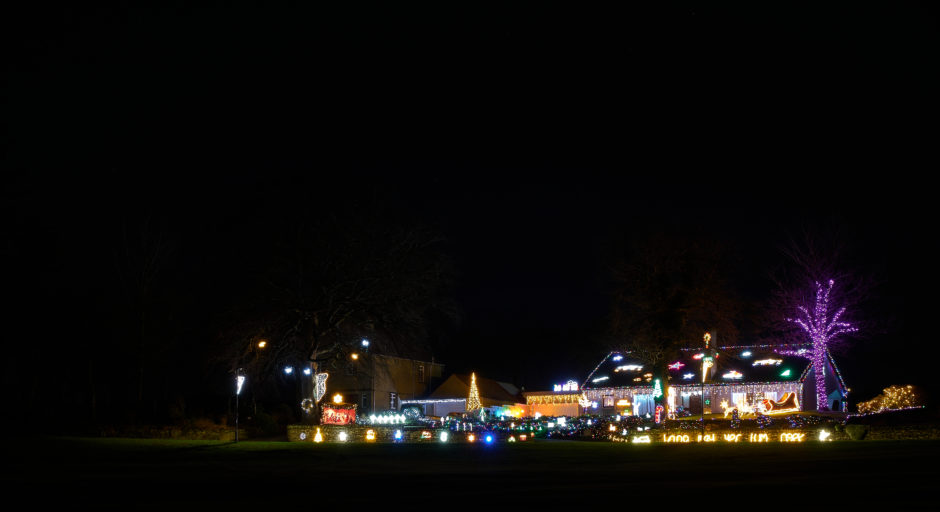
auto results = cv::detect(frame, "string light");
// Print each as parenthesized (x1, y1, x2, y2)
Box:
(857, 385, 922, 414)
(527, 393, 581, 405)
(315, 373, 328, 403)
(668, 362, 685, 370)
(466, 373, 482, 411)
(615, 365, 643, 372)
(752, 359, 782, 366)
(780, 279, 857, 411)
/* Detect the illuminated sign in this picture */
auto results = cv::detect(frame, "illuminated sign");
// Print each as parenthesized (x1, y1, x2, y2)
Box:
(748, 433, 770, 442)
(321, 406, 357, 425)
(722, 371, 743, 380)
(616, 399, 631, 407)
(553, 380, 580, 392)
(631, 435, 651, 443)
(723, 433, 742, 442)
(779, 432, 806, 442)
(662, 434, 691, 443)
(697, 434, 717, 442)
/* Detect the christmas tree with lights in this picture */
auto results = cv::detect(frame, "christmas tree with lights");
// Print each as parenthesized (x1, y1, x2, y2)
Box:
(467, 372, 482, 411)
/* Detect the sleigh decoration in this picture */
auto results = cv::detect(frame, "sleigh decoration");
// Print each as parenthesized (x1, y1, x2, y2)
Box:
(760, 392, 800, 415)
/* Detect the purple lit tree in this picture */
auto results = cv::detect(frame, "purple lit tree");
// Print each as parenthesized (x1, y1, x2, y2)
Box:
(778, 279, 857, 411)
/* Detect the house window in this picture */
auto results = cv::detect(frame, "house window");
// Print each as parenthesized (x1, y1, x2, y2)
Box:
(603, 395, 614, 407)
(417, 364, 425, 383)
(389, 392, 398, 410)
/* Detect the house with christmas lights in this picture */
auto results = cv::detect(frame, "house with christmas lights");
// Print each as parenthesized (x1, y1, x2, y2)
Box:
(522, 380, 586, 418)
(580, 345, 849, 417)
(401, 373, 525, 418)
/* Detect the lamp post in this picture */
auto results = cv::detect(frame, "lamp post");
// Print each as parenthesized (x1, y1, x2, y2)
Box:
(235, 368, 245, 442)
(362, 339, 374, 414)
(701, 333, 714, 436)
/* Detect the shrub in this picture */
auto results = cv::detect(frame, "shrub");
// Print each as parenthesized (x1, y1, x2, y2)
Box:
(845, 424, 870, 440)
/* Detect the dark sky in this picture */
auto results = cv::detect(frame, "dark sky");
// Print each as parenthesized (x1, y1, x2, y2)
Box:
(3, 3, 937, 415)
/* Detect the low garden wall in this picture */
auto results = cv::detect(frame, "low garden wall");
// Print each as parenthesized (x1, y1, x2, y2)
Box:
(288, 424, 489, 443)
(96, 425, 242, 441)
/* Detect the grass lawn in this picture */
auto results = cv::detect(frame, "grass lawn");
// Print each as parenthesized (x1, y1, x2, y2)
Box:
(3, 437, 937, 509)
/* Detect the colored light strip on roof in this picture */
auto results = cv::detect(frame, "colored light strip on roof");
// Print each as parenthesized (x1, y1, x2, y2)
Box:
(752, 359, 782, 366)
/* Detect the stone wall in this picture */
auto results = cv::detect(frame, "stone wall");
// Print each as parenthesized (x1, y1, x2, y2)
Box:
(97, 425, 242, 441)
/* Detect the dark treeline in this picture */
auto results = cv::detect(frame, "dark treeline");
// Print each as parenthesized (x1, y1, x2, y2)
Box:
(2, 172, 457, 431)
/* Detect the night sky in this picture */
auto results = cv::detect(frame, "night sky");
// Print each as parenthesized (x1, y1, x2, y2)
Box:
(3, 3, 937, 425)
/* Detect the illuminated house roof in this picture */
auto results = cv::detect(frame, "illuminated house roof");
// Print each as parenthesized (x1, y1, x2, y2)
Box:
(581, 345, 818, 390)
(428, 374, 524, 405)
